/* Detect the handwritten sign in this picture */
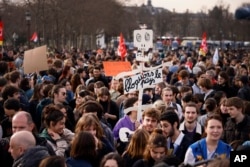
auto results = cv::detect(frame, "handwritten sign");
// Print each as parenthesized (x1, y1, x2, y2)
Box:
(123, 68, 163, 93)
(103, 61, 131, 76)
(23, 45, 48, 74)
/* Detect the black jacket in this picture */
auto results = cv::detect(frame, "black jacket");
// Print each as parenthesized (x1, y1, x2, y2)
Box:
(13, 146, 49, 167)
(222, 115, 250, 144)
(132, 157, 156, 167)
(122, 152, 142, 167)
(0, 133, 55, 167)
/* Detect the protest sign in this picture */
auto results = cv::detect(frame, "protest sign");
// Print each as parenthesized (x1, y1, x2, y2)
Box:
(123, 68, 163, 93)
(23, 45, 48, 74)
(103, 61, 131, 76)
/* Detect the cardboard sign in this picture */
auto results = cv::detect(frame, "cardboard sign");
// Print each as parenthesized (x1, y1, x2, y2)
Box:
(103, 61, 131, 76)
(23, 45, 48, 74)
(133, 29, 153, 51)
(123, 68, 163, 93)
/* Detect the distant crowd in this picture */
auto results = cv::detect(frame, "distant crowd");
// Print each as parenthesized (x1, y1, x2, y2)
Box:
(0, 46, 250, 167)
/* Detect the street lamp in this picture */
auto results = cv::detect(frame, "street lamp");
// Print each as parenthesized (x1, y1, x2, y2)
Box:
(25, 11, 31, 48)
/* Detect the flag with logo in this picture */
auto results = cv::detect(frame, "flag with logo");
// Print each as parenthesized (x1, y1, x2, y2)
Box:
(118, 33, 127, 61)
(199, 32, 208, 56)
(30, 32, 38, 42)
(0, 19, 3, 46)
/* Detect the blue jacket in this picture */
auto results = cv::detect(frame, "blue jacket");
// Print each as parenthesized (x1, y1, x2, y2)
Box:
(190, 138, 231, 161)
(66, 157, 92, 167)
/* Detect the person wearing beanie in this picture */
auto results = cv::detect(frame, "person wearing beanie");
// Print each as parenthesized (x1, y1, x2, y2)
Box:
(160, 110, 192, 163)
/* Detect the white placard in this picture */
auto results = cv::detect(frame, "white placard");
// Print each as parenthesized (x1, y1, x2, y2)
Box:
(123, 68, 163, 93)
(133, 29, 153, 51)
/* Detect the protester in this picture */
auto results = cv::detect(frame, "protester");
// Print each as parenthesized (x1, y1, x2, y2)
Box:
(132, 129, 167, 167)
(39, 156, 67, 167)
(222, 97, 250, 144)
(9, 131, 50, 167)
(75, 113, 114, 166)
(40, 105, 74, 156)
(160, 110, 191, 163)
(97, 87, 119, 129)
(179, 102, 203, 144)
(100, 152, 125, 167)
(122, 129, 150, 166)
(66, 131, 96, 167)
(113, 97, 139, 154)
(140, 108, 160, 134)
(184, 114, 232, 166)
(161, 87, 183, 120)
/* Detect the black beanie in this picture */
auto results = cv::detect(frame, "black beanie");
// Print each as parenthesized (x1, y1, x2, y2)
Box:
(160, 111, 179, 125)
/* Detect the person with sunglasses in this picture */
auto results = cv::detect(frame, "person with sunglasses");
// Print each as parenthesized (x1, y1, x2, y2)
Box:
(36, 84, 76, 132)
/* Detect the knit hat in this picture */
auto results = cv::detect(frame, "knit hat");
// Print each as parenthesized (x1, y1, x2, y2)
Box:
(160, 111, 179, 125)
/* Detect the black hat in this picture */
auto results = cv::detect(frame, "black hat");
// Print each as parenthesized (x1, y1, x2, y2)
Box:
(160, 111, 179, 125)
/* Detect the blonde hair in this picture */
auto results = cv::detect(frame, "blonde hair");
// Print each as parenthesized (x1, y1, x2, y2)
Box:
(153, 100, 166, 114)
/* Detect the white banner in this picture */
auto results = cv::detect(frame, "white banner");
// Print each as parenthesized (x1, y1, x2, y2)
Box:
(123, 68, 163, 93)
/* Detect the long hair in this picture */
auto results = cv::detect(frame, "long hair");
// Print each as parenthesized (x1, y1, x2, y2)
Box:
(70, 73, 82, 93)
(143, 129, 167, 161)
(124, 129, 150, 158)
(30, 83, 43, 102)
(75, 113, 104, 148)
(42, 104, 65, 128)
(100, 152, 125, 167)
(70, 131, 96, 161)
(39, 156, 65, 167)
(59, 65, 71, 82)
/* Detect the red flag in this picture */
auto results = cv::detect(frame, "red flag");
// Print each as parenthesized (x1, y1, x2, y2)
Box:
(0, 19, 3, 46)
(30, 32, 38, 42)
(118, 33, 127, 61)
(199, 32, 208, 56)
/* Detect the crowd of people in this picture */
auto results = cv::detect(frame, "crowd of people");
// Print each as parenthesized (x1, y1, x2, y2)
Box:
(0, 46, 250, 167)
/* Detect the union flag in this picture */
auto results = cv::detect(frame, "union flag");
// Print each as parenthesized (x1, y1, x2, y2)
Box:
(199, 32, 208, 56)
(118, 33, 127, 61)
(30, 32, 38, 42)
(0, 19, 3, 46)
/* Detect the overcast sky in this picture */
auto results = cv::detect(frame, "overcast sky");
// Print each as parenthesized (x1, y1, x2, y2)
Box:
(130, 0, 247, 13)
